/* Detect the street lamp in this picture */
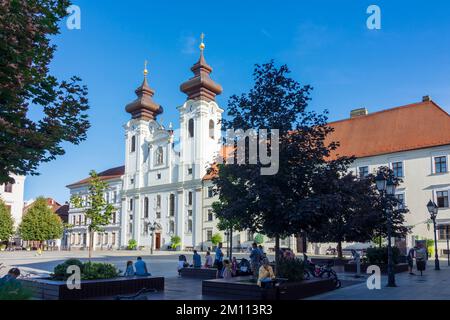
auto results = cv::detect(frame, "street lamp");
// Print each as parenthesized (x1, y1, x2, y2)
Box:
(375, 172, 397, 287)
(426, 200, 440, 270)
(144, 219, 160, 255)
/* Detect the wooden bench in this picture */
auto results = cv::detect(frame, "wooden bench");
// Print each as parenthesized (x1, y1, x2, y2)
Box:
(180, 267, 218, 279)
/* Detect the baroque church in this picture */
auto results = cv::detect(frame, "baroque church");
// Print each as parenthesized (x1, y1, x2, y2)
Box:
(66, 37, 263, 251)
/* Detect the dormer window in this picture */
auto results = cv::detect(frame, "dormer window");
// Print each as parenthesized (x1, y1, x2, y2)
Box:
(131, 136, 136, 153)
(188, 119, 194, 138)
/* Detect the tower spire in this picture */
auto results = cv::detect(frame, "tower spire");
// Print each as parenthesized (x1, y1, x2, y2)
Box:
(125, 61, 163, 121)
(180, 33, 223, 102)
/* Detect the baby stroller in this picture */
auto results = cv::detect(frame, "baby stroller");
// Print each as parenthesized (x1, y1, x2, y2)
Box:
(237, 258, 252, 276)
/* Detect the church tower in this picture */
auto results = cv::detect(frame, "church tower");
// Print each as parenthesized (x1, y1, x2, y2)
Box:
(179, 34, 224, 182)
(121, 62, 164, 247)
(178, 34, 223, 248)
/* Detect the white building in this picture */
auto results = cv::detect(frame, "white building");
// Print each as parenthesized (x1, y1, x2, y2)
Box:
(0, 174, 26, 229)
(311, 97, 450, 256)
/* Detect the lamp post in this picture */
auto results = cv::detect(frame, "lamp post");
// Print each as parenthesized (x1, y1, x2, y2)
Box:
(426, 200, 440, 270)
(145, 219, 160, 255)
(375, 172, 397, 287)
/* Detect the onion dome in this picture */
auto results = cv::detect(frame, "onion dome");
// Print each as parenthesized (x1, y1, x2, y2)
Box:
(125, 61, 163, 120)
(180, 33, 223, 102)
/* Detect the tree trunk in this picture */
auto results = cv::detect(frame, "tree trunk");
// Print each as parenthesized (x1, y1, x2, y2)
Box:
(229, 229, 233, 261)
(337, 241, 343, 259)
(275, 235, 280, 276)
(89, 229, 94, 260)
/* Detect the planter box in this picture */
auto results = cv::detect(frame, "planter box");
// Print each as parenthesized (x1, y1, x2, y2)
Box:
(202, 276, 335, 300)
(344, 263, 408, 274)
(180, 268, 218, 279)
(20, 276, 164, 300)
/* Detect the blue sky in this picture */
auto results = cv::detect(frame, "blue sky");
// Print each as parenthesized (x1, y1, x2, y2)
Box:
(25, 0, 450, 203)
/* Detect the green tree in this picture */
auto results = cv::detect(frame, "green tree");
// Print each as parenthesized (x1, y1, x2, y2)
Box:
(211, 233, 223, 247)
(71, 171, 116, 259)
(170, 235, 181, 250)
(19, 197, 63, 248)
(254, 234, 265, 245)
(0, 0, 90, 184)
(0, 199, 14, 242)
(212, 61, 340, 272)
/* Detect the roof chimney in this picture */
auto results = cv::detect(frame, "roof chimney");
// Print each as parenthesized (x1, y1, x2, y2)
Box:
(422, 95, 432, 102)
(350, 108, 369, 118)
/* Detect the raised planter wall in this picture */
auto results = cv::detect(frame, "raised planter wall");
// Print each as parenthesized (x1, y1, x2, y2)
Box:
(202, 276, 335, 300)
(180, 268, 218, 279)
(20, 276, 164, 300)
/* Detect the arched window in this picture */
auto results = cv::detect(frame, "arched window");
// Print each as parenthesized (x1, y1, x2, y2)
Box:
(188, 119, 194, 138)
(188, 219, 193, 233)
(144, 197, 149, 218)
(155, 146, 164, 165)
(131, 136, 136, 152)
(209, 119, 215, 139)
(169, 194, 175, 216)
(169, 221, 175, 234)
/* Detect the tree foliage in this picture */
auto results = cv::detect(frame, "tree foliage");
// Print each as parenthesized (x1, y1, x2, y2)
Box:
(0, 199, 14, 241)
(19, 197, 63, 242)
(0, 0, 90, 184)
(70, 170, 116, 258)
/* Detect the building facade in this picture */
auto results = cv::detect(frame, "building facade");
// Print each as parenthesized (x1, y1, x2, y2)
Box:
(0, 174, 26, 229)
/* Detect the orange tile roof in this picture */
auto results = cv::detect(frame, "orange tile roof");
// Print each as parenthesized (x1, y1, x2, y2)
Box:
(203, 146, 235, 181)
(67, 166, 125, 188)
(327, 100, 450, 159)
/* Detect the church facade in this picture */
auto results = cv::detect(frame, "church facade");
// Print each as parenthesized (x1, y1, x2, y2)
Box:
(66, 41, 251, 251)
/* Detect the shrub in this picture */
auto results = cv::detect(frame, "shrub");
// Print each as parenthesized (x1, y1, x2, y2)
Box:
(170, 235, 181, 250)
(81, 262, 120, 280)
(277, 257, 304, 282)
(53, 259, 84, 280)
(254, 234, 265, 245)
(366, 246, 401, 265)
(52, 259, 119, 281)
(211, 233, 223, 246)
(127, 239, 137, 250)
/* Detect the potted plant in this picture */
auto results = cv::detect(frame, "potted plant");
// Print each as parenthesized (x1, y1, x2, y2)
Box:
(170, 235, 181, 251)
(127, 239, 137, 250)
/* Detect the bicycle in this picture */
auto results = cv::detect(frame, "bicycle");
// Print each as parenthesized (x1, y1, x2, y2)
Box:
(303, 259, 341, 289)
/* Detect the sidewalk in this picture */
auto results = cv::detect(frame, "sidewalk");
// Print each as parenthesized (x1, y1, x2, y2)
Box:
(308, 262, 450, 300)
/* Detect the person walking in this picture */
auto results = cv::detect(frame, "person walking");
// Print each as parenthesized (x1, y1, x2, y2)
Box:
(204, 251, 213, 268)
(415, 243, 427, 276)
(250, 242, 262, 277)
(214, 244, 224, 273)
(193, 250, 202, 268)
(407, 247, 416, 275)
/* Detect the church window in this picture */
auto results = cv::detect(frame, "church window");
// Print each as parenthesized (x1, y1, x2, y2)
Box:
(188, 119, 194, 138)
(209, 119, 215, 139)
(144, 197, 149, 218)
(155, 147, 164, 165)
(131, 136, 136, 152)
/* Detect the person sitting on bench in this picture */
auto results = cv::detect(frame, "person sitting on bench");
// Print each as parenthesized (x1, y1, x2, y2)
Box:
(257, 258, 275, 287)
(135, 257, 151, 276)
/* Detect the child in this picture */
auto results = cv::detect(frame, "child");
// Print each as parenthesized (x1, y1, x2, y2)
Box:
(124, 261, 135, 277)
(222, 259, 233, 280)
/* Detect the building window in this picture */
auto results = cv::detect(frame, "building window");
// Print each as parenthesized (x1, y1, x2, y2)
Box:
(207, 187, 214, 198)
(207, 209, 213, 222)
(395, 193, 405, 209)
(209, 119, 215, 139)
(97, 233, 102, 246)
(4, 183, 13, 193)
(188, 192, 193, 205)
(131, 136, 136, 153)
(207, 230, 213, 241)
(112, 212, 117, 224)
(155, 147, 164, 165)
(169, 221, 175, 234)
(169, 194, 175, 217)
(188, 167, 193, 175)
(103, 233, 109, 245)
(438, 226, 450, 240)
(359, 166, 369, 179)
(188, 210, 193, 217)
(113, 191, 117, 203)
(144, 197, 149, 218)
(188, 119, 194, 138)
(435, 156, 448, 174)
(392, 162, 404, 178)
(129, 222, 133, 234)
(156, 211, 161, 219)
(129, 198, 133, 211)
(156, 195, 161, 208)
(112, 233, 116, 246)
(157, 173, 161, 180)
(188, 219, 193, 233)
(247, 231, 254, 242)
(437, 191, 449, 208)
(106, 192, 110, 204)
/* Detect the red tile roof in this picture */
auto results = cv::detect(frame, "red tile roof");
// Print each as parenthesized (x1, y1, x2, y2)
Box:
(67, 166, 125, 188)
(327, 100, 450, 159)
